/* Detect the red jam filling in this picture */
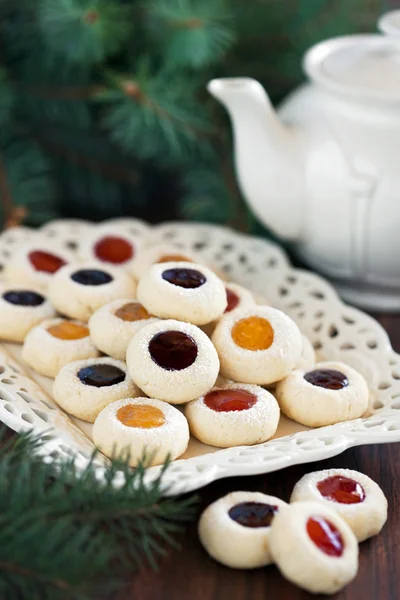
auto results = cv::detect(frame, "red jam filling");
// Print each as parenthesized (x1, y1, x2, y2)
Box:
(307, 516, 344, 557)
(94, 236, 134, 264)
(225, 288, 240, 312)
(317, 475, 365, 504)
(28, 250, 66, 274)
(162, 268, 206, 289)
(149, 331, 198, 371)
(304, 368, 349, 390)
(228, 502, 279, 528)
(204, 389, 257, 412)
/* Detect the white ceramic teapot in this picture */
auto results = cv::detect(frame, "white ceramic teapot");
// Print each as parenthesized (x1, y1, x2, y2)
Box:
(208, 11, 400, 312)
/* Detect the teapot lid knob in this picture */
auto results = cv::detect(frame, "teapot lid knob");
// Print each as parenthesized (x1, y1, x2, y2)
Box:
(378, 10, 400, 36)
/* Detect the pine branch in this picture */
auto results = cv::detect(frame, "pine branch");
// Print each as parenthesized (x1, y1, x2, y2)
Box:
(0, 428, 196, 599)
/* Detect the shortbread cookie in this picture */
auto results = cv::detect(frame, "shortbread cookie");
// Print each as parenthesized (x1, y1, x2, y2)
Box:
(89, 298, 159, 361)
(269, 501, 358, 594)
(48, 263, 136, 321)
(126, 319, 219, 404)
(137, 261, 227, 325)
(223, 283, 255, 313)
(291, 469, 387, 542)
(296, 335, 316, 371)
(53, 357, 140, 422)
(22, 318, 100, 378)
(131, 243, 201, 280)
(212, 306, 302, 385)
(199, 491, 288, 569)
(185, 383, 279, 447)
(0, 285, 56, 342)
(92, 397, 189, 467)
(79, 225, 141, 271)
(4, 241, 75, 289)
(275, 361, 369, 427)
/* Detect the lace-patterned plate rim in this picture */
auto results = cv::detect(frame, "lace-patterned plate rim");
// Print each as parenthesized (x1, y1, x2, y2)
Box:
(0, 218, 399, 496)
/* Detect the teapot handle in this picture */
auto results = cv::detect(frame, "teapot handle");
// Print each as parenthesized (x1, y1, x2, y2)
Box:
(378, 10, 400, 36)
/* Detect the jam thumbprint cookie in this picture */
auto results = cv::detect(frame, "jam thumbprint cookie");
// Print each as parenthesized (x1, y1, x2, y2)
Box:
(22, 318, 100, 378)
(275, 361, 369, 427)
(89, 298, 159, 361)
(4, 242, 74, 290)
(269, 501, 358, 595)
(48, 263, 137, 321)
(79, 226, 140, 272)
(185, 383, 279, 448)
(92, 397, 189, 467)
(131, 243, 200, 280)
(291, 469, 387, 542)
(199, 491, 287, 569)
(0, 285, 56, 342)
(53, 357, 140, 422)
(126, 319, 220, 404)
(136, 261, 227, 325)
(212, 306, 302, 385)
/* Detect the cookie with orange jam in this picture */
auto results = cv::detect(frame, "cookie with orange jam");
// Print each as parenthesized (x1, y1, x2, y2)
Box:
(185, 383, 279, 447)
(92, 397, 189, 467)
(53, 357, 140, 422)
(131, 243, 201, 280)
(22, 317, 100, 378)
(89, 298, 159, 361)
(212, 306, 302, 385)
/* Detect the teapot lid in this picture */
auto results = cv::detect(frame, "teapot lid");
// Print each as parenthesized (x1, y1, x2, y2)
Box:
(304, 11, 400, 103)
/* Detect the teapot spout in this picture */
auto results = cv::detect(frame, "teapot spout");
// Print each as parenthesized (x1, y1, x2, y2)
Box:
(208, 78, 304, 240)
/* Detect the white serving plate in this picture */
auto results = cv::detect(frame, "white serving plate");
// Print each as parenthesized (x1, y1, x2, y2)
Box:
(0, 219, 399, 496)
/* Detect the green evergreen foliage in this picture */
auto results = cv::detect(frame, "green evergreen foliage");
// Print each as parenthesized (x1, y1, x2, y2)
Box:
(0, 428, 196, 599)
(0, 0, 385, 229)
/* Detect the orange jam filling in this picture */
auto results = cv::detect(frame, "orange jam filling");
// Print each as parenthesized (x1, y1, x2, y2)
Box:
(115, 302, 151, 322)
(48, 322, 89, 340)
(231, 316, 274, 351)
(116, 404, 166, 429)
(156, 254, 192, 264)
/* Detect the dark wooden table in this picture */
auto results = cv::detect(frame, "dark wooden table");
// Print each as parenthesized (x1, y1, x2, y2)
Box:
(127, 313, 400, 600)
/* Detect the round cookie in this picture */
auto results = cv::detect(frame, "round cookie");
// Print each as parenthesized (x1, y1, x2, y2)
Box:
(223, 283, 255, 314)
(199, 491, 288, 569)
(275, 361, 369, 427)
(79, 225, 141, 272)
(22, 318, 100, 378)
(0, 285, 56, 342)
(290, 469, 387, 542)
(131, 243, 201, 280)
(89, 298, 159, 361)
(126, 319, 220, 404)
(136, 261, 227, 325)
(269, 501, 358, 595)
(296, 335, 316, 371)
(92, 397, 189, 467)
(212, 305, 302, 385)
(185, 383, 280, 448)
(53, 357, 140, 422)
(48, 262, 137, 321)
(3, 241, 75, 289)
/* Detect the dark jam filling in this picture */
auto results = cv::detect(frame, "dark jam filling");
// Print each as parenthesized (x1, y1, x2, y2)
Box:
(161, 268, 206, 289)
(317, 475, 366, 504)
(204, 389, 257, 412)
(77, 364, 125, 387)
(3, 290, 45, 307)
(94, 236, 134, 264)
(228, 502, 279, 528)
(304, 368, 349, 390)
(28, 250, 66, 274)
(149, 331, 198, 371)
(307, 516, 344, 557)
(225, 288, 240, 312)
(71, 269, 113, 286)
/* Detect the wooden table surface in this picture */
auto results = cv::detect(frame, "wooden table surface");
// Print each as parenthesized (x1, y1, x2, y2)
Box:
(126, 313, 400, 600)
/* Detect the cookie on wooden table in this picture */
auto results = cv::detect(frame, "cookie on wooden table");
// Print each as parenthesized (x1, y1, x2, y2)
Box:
(22, 318, 100, 378)
(93, 397, 189, 467)
(48, 263, 136, 321)
(0, 284, 56, 342)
